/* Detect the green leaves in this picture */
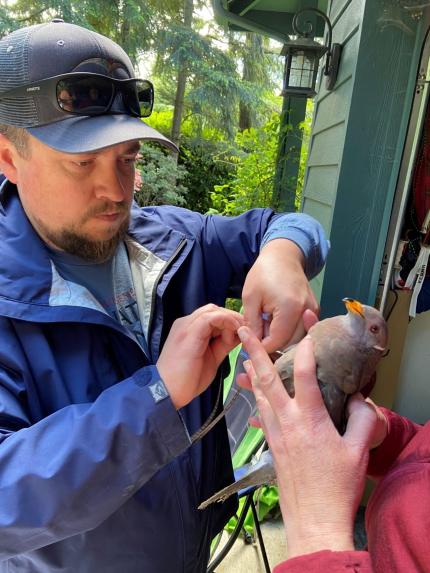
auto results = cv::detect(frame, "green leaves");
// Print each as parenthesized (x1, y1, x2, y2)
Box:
(134, 143, 188, 207)
(211, 115, 281, 215)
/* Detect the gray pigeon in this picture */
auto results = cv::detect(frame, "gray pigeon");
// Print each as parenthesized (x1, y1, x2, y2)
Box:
(198, 298, 388, 509)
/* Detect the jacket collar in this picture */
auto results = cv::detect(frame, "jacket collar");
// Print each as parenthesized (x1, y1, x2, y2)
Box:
(0, 183, 189, 315)
(0, 182, 53, 306)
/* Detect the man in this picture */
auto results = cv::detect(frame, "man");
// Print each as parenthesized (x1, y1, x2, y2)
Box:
(0, 19, 329, 572)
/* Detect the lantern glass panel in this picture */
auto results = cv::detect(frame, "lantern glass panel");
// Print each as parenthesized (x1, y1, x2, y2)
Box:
(289, 50, 318, 89)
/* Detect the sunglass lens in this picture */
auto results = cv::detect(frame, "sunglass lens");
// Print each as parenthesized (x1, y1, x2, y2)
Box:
(56, 77, 114, 113)
(122, 80, 153, 118)
(137, 80, 154, 118)
(123, 80, 154, 118)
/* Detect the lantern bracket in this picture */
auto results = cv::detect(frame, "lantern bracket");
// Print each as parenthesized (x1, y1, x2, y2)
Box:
(292, 7, 342, 92)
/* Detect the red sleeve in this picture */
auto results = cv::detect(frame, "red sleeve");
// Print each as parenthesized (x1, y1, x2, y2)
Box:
(367, 408, 422, 479)
(273, 550, 372, 572)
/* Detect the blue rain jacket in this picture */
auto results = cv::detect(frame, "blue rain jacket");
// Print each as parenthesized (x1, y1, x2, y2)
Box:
(0, 180, 324, 572)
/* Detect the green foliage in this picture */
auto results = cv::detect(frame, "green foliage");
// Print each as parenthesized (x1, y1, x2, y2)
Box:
(225, 298, 242, 312)
(0, 4, 16, 35)
(296, 99, 314, 208)
(155, 24, 241, 140)
(134, 144, 188, 207)
(154, 12, 279, 141)
(210, 114, 281, 215)
(179, 139, 235, 213)
(145, 110, 235, 214)
(0, 0, 178, 64)
(146, 110, 194, 139)
(229, 31, 280, 131)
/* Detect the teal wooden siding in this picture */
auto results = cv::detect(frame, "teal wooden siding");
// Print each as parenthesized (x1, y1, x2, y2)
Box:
(302, 0, 423, 317)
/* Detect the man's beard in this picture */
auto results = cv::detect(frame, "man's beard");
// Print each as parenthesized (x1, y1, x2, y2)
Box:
(36, 204, 131, 263)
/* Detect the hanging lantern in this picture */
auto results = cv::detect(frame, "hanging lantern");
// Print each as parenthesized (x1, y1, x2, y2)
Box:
(282, 8, 342, 98)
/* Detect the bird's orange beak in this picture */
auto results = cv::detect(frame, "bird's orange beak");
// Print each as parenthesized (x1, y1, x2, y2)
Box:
(342, 297, 365, 318)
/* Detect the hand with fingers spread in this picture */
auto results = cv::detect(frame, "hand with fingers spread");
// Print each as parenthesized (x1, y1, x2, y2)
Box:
(156, 304, 244, 409)
(274, 299, 388, 433)
(198, 301, 388, 510)
(237, 325, 379, 558)
(241, 239, 319, 354)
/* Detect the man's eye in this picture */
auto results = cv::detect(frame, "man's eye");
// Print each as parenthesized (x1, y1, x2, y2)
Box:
(75, 160, 92, 167)
(122, 156, 137, 164)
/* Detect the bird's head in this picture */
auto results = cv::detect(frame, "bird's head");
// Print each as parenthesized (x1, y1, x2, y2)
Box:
(342, 298, 388, 353)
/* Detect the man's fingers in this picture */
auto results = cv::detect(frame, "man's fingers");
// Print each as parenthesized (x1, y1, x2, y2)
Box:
(260, 306, 301, 353)
(210, 329, 241, 365)
(193, 308, 244, 344)
(261, 305, 319, 354)
(243, 304, 264, 342)
(188, 304, 243, 328)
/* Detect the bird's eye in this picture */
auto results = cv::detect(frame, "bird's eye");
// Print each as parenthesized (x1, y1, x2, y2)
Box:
(370, 325, 379, 334)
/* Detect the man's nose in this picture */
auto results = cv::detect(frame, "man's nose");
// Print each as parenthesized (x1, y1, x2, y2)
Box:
(94, 164, 130, 202)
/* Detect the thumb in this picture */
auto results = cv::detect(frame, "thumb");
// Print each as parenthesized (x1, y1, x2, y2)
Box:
(344, 393, 378, 448)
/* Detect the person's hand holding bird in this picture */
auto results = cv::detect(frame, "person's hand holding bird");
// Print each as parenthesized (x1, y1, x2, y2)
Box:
(199, 298, 388, 510)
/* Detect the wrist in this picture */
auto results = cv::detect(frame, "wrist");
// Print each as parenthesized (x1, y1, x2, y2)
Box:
(156, 362, 182, 410)
(286, 527, 354, 558)
(281, 498, 355, 558)
(261, 238, 305, 269)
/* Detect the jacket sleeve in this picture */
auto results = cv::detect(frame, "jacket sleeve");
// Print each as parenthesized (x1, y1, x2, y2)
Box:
(273, 550, 373, 572)
(261, 212, 330, 279)
(367, 407, 422, 480)
(198, 208, 329, 299)
(0, 352, 190, 559)
(142, 205, 328, 300)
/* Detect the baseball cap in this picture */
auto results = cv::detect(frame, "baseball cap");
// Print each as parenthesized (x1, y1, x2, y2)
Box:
(0, 19, 177, 153)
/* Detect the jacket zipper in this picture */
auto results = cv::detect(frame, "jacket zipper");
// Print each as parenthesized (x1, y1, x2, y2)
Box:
(146, 237, 188, 355)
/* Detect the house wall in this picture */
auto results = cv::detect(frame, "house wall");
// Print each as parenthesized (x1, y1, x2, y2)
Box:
(376, 21, 430, 424)
(303, 0, 423, 317)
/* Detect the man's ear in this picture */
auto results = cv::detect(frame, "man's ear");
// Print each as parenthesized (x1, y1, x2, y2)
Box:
(0, 134, 19, 183)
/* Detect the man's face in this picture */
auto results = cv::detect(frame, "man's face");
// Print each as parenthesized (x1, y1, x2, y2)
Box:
(10, 135, 140, 262)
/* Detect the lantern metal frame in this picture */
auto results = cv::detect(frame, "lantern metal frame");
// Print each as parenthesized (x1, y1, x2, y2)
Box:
(282, 8, 342, 98)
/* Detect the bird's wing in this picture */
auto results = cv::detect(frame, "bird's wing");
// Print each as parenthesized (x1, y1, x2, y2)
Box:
(274, 345, 296, 396)
(318, 380, 348, 434)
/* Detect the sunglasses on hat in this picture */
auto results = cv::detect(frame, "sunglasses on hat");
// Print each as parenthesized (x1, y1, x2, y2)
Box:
(0, 72, 154, 121)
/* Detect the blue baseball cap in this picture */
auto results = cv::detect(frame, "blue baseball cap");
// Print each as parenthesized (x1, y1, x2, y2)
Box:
(0, 19, 177, 153)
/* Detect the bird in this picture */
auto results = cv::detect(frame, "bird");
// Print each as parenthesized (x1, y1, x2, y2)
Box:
(198, 298, 388, 510)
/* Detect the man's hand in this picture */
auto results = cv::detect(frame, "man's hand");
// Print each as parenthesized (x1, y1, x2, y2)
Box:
(241, 239, 319, 353)
(237, 325, 378, 558)
(157, 305, 244, 410)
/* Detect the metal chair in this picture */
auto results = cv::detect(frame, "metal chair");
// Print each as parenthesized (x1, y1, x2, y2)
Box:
(206, 346, 273, 573)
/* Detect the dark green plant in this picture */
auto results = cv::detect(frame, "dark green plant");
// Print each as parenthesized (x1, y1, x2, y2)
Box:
(134, 143, 188, 207)
(178, 139, 235, 213)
